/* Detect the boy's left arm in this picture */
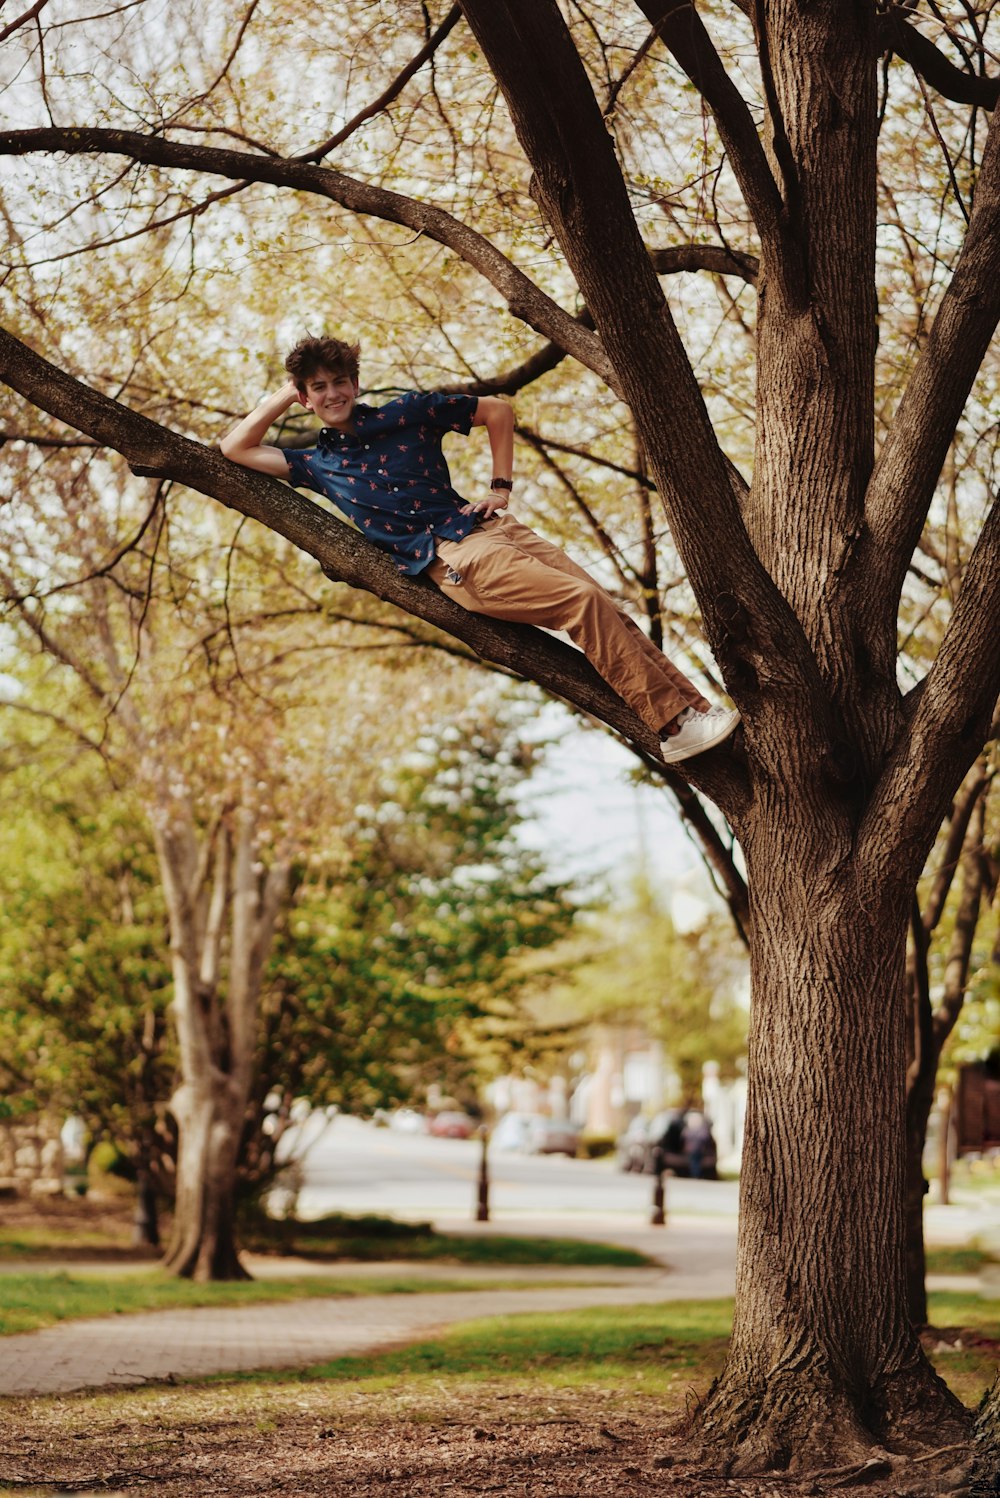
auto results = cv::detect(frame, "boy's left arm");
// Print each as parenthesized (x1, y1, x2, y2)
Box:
(462, 396, 514, 516)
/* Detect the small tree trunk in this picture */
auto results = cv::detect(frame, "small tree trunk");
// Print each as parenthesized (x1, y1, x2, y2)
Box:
(938, 1087, 954, 1206)
(691, 841, 969, 1476)
(903, 1076, 934, 1327)
(131, 1165, 160, 1249)
(161, 1079, 249, 1280)
(152, 801, 291, 1282)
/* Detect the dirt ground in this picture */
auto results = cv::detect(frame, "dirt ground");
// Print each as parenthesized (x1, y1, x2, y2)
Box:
(0, 1381, 990, 1498)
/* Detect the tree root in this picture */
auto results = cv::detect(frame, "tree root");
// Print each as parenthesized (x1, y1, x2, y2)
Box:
(970, 1371, 1000, 1496)
(684, 1354, 976, 1489)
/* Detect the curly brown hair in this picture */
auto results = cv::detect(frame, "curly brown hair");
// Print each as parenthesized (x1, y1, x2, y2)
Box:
(284, 336, 361, 391)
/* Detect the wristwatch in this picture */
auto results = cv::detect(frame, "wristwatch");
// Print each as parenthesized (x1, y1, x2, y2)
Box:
(490, 477, 513, 492)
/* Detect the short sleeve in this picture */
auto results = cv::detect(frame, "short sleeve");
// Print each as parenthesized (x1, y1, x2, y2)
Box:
(411, 391, 478, 436)
(282, 447, 320, 491)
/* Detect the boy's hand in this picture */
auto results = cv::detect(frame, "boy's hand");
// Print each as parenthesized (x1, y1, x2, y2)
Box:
(460, 494, 508, 517)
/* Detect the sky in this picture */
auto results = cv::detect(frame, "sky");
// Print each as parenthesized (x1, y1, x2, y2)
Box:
(514, 700, 717, 922)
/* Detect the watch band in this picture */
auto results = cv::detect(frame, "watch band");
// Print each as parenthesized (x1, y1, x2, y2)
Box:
(490, 477, 513, 492)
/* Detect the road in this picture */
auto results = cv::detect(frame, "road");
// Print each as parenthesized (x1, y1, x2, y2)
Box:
(280, 1114, 740, 1225)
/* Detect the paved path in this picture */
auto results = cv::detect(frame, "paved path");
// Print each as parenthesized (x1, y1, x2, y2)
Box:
(0, 1275, 681, 1397)
(0, 1215, 740, 1398)
(0, 1208, 993, 1399)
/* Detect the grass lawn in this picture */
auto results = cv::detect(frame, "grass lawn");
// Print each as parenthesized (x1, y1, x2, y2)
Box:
(0, 1201, 651, 1269)
(0, 1269, 603, 1336)
(223, 1290, 998, 1408)
(925, 1242, 996, 1275)
(240, 1212, 651, 1267)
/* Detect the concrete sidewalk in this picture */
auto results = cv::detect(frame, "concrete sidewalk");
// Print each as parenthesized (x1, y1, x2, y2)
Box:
(0, 1207, 994, 1399)
(0, 1215, 737, 1398)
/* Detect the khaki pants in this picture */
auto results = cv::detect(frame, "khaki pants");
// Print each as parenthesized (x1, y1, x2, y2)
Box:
(429, 513, 708, 733)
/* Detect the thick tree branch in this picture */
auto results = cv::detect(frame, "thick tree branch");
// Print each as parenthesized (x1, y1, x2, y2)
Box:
(435, 337, 571, 397)
(0, 430, 99, 448)
(0, 0, 51, 43)
(862, 105, 1000, 617)
(880, 9, 1000, 111)
(0, 128, 615, 389)
(457, 0, 825, 759)
(649, 243, 759, 286)
(0, 325, 750, 814)
(858, 495, 1000, 901)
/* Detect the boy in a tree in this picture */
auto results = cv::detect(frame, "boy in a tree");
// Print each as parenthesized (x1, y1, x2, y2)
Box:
(220, 336, 739, 763)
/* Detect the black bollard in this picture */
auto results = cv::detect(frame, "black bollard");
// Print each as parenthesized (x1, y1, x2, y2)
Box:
(476, 1125, 490, 1222)
(651, 1166, 666, 1226)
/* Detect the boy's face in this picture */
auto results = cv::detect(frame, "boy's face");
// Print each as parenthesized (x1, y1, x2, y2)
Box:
(299, 366, 360, 430)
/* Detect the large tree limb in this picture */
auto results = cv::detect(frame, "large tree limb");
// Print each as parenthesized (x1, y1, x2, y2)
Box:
(457, 0, 827, 759)
(857, 495, 1000, 903)
(0, 127, 615, 390)
(861, 104, 1000, 623)
(880, 9, 1000, 112)
(0, 324, 751, 816)
(931, 791, 988, 1054)
(0, 122, 775, 689)
(0, 0, 51, 44)
(650, 243, 758, 286)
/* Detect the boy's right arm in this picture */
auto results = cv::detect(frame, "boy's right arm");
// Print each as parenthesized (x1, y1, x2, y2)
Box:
(219, 380, 300, 477)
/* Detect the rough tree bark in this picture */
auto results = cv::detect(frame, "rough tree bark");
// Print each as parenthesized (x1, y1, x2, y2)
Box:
(3, 0, 1000, 1481)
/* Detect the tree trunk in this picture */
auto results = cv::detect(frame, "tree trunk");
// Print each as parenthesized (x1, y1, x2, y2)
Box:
(972, 1372, 1000, 1495)
(161, 1078, 249, 1280)
(691, 825, 969, 1475)
(131, 1164, 160, 1249)
(152, 802, 291, 1281)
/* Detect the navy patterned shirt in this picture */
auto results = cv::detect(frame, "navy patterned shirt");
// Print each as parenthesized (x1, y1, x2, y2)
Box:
(283, 390, 481, 575)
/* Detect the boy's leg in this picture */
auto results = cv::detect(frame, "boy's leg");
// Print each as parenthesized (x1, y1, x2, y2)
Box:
(428, 519, 707, 733)
(476, 516, 710, 705)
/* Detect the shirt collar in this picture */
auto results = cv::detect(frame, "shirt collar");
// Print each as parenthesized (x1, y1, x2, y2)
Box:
(318, 401, 373, 450)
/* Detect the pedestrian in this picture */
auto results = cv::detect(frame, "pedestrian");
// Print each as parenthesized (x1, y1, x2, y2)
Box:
(682, 1109, 713, 1180)
(220, 336, 740, 763)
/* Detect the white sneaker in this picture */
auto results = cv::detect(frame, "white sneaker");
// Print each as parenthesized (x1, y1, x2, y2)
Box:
(659, 705, 741, 764)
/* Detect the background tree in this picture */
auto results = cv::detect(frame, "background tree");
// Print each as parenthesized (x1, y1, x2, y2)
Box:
(241, 706, 579, 1188)
(0, 753, 174, 1244)
(2, 0, 1000, 1481)
(529, 877, 748, 1102)
(0, 436, 543, 1277)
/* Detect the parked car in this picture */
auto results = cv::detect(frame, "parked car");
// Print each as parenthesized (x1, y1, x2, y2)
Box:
(427, 1110, 478, 1139)
(616, 1109, 719, 1179)
(616, 1113, 657, 1173)
(491, 1111, 580, 1157)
